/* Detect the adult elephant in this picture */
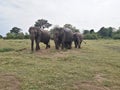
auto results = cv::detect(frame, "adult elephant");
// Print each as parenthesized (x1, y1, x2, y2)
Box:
(53, 27, 73, 50)
(73, 32, 84, 48)
(29, 27, 50, 51)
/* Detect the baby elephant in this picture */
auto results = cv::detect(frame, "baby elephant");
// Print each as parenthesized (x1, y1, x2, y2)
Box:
(73, 32, 83, 48)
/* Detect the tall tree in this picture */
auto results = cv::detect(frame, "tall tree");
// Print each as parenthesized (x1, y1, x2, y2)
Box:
(98, 27, 113, 38)
(34, 19, 52, 29)
(63, 24, 79, 32)
(83, 30, 90, 35)
(10, 27, 21, 34)
(90, 29, 95, 34)
(0, 35, 2, 38)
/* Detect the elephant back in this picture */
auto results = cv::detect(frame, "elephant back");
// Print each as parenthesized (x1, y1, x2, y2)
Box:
(40, 30, 50, 43)
(63, 28, 73, 41)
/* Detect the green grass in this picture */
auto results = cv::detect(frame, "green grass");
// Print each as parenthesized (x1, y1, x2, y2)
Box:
(0, 39, 120, 90)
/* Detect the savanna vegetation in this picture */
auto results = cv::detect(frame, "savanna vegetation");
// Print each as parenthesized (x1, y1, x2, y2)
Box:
(1, 19, 120, 40)
(0, 39, 120, 90)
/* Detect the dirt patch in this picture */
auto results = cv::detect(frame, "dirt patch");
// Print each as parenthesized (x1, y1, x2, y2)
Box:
(0, 74, 21, 90)
(94, 74, 106, 83)
(74, 81, 110, 90)
(35, 49, 70, 58)
(34, 48, 82, 61)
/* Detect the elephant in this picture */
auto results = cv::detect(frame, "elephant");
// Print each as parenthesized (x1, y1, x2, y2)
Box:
(73, 32, 83, 48)
(53, 27, 73, 50)
(29, 27, 50, 51)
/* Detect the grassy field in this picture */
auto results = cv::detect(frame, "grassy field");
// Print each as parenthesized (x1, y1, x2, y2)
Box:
(0, 39, 120, 90)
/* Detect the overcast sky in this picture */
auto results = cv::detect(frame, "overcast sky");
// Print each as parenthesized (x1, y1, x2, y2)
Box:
(0, 0, 120, 36)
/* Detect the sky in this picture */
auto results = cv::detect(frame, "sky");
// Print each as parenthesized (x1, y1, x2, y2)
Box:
(0, 0, 120, 36)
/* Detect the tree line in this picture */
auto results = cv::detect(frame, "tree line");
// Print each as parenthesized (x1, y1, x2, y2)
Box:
(83, 27, 120, 39)
(0, 19, 120, 40)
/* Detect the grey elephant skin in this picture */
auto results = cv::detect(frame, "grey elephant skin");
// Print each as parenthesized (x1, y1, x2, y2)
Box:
(29, 27, 50, 51)
(53, 27, 73, 50)
(73, 32, 83, 48)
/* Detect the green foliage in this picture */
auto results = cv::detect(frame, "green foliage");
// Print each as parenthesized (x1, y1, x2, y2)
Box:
(0, 48, 14, 52)
(112, 34, 120, 39)
(63, 24, 79, 32)
(84, 33, 98, 40)
(5, 27, 30, 39)
(10, 27, 21, 34)
(6, 32, 25, 39)
(6, 32, 16, 39)
(83, 30, 90, 34)
(0, 35, 3, 39)
(34, 19, 52, 29)
(16, 32, 24, 39)
(97, 27, 113, 38)
(90, 29, 95, 34)
(24, 32, 30, 39)
(112, 30, 120, 39)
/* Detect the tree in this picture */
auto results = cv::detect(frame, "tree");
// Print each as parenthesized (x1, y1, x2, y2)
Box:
(0, 35, 3, 39)
(63, 24, 79, 32)
(6, 33, 16, 39)
(16, 32, 24, 39)
(34, 19, 52, 29)
(6, 27, 25, 39)
(24, 32, 30, 39)
(84, 33, 98, 40)
(10, 27, 21, 34)
(112, 28, 120, 39)
(90, 29, 95, 34)
(97, 27, 113, 38)
(83, 30, 89, 35)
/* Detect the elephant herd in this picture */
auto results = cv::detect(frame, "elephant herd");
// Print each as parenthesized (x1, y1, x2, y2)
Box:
(29, 26, 84, 51)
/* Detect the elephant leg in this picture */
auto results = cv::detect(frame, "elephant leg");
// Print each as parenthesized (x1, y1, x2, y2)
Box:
(78, 43, 80, 48)
(55, 41, 59, 50)
(61, 42, 65, 49)
(35, 38, 40, 51)
(69, 42, 72, 49)
(47, 44, 50, 49)
(67, 42, 71, 49)
(64, 42, 67, 49)
(46, 43, 50, 49)
(78, 41, 82, 48)
(74, 41, 77, 48)
(31, 39, 34, 51)
(80, 41, 82, 48)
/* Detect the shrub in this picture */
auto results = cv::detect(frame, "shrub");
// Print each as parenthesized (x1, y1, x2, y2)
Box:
(84, 33, 98, 40)
(112, 34, 120, 39)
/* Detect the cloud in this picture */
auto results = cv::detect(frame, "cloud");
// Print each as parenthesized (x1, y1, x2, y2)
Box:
(0, 0, 120, 36)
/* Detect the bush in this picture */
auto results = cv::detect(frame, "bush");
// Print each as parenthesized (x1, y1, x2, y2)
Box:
(84, 33, 98, 40)
(0, 35, 2, 39)
(24, 33, 30, 39)
(112, 34, 120, 39)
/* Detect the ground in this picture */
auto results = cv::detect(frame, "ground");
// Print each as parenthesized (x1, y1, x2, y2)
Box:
(0, 39, 120, 90)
